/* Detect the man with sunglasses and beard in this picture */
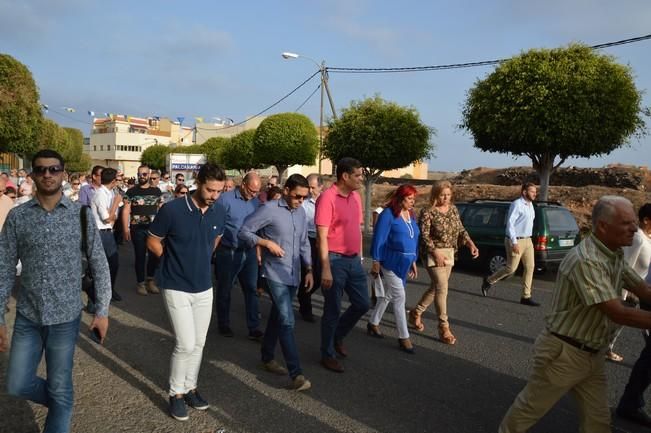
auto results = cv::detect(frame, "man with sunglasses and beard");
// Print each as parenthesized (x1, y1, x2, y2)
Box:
(122, 165, 162, 296)
(239, 174, 314, 391)
(147, 163, 226, 421)
(0, 149, 111, 433)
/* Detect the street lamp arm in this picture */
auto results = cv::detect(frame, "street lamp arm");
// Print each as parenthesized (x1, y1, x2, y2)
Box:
(281, 51, 321, 69)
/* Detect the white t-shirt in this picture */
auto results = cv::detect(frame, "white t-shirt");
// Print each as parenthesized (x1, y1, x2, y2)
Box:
(623, 228, 651, 280)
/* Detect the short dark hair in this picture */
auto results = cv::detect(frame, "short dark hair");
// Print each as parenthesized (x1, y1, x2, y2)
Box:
(196, 162, 226, 184)
(639, 203, 651, 221)
(91, 165, 104, 176)
(175, 173, 184, 180)
(521, 182, 536, 192)
(266, 186, 283, 200)
(31, 149, 64, 168)
(137, 164, 150, 171)
(284, 173, 309, 191)
(336, 157, 362, 180)
(100, 168, 117, 185)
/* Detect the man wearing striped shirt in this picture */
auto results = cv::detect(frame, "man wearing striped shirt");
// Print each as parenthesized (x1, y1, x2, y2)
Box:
(499, 196, 651, 433)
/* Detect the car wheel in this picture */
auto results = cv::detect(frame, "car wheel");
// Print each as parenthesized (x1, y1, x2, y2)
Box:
(487, 250, 507, 274)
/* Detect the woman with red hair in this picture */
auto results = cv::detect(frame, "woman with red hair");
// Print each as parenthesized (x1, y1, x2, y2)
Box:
(367, 184, 420, 354)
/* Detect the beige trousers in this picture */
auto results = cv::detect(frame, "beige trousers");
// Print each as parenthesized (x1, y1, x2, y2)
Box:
(487, 238, 534, 299)
(415, 248, 454, 325)
(499, 331, 610, 433)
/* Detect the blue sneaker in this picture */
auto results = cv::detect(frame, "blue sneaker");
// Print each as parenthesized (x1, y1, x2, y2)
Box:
(169, 396, 189, 421)
(184, 389, 209, 410)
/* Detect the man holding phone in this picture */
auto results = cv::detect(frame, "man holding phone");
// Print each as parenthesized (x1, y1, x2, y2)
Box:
(0, 149, 111, 433)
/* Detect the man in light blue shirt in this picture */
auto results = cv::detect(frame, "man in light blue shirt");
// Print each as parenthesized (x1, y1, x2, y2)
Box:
(212, 172, 263, 339)
(482, 182, 539, 306)
(239, 174, 313, 391)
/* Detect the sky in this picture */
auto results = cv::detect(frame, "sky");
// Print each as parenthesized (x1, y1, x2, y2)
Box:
(1, 0, 650, 172)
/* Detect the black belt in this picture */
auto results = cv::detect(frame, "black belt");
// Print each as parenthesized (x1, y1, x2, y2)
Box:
(99, 228, 113, 232)
(329, 252, 358, 258)
(550, 332, 599, 354)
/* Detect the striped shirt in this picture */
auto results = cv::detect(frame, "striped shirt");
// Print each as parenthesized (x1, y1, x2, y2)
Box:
(546, 233, 644, 349)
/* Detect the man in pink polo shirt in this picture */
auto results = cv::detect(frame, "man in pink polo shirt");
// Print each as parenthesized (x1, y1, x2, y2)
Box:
(315, 157, 370, 373)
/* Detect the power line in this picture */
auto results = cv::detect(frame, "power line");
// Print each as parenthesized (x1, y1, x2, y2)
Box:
(295, 83, 321, 112)
(327, 33, 651, 74)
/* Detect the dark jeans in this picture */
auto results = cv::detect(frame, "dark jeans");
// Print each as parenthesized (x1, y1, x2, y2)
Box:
(214, 246, 260, 331)
(262, 279, 302, 378)
(298, 236, 321, 317)
(7, 313, 81, 433)
(618, 331, 651, 412)
(99, 230, 119, 291)
(130, 226, 157, 284)
(320, 253, 370, 358)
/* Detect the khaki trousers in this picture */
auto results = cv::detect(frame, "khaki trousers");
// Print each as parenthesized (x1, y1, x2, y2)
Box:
(487, 238, 534, 299)
(499, 331, 610, 433)
(415, 248, 454, 325)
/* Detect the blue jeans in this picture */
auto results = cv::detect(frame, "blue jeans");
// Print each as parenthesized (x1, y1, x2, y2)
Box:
(6, 313, 81, 433)
(261, 280, 302, 378)
(320, 254, 370, 358)
(214, 246, 260, 331)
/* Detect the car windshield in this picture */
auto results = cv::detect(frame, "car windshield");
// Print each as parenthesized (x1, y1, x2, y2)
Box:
(545, 208, 579, 231)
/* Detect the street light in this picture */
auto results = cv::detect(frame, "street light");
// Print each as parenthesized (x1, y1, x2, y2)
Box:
(282, 51, 337, 175)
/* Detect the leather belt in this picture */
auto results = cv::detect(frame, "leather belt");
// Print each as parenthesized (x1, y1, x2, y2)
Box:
(550, 332, 599, 354)
(329, 252, 358, 258)
(99, 228, 113, 232)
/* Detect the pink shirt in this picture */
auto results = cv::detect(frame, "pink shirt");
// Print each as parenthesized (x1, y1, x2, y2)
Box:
(315, 184, 363, 255)
(0, 194, 13, 231)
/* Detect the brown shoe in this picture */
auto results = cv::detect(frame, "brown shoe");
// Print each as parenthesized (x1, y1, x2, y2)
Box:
(408, 309, 425, 332)
(321, 357, 344, 373)
(146, 278, 160, 294)
(136, 282, 148, 296)
(438, 323, 456, 345)
(334, 341, 348, 358)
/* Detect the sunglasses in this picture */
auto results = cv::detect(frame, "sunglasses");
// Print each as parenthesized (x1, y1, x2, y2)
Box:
(32, 165, 64, 176)
(289, 193, 308, 200)
(138, 173, 149, 177)
(72, 182, 81, 186)
(150, 177, 159, 180)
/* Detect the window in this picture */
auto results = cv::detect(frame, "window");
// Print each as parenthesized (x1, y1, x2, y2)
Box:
(107, 145, 111, 151)
(100, 145, 104, 151)
(93, 145, 97, 151)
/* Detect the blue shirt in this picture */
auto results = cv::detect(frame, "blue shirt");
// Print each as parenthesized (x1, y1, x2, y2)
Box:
(149, 195, 221, 293)
(505, 196, 535, 244)
(238, 198, 311, 287)
(0, 195, 111, 325)
(302, 196, 317, 238)
(78, 184, 97, 207)
(213, 187, 260, 248)
(371, 208, 420, 282)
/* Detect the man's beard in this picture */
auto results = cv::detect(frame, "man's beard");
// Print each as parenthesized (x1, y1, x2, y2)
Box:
(138, 178, 148, 185)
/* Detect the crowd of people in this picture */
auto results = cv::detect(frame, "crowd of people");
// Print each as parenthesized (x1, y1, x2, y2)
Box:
(1, 150, 651, 432)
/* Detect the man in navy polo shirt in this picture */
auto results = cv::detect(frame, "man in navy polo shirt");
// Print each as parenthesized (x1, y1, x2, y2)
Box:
(147, 162, 226, 422)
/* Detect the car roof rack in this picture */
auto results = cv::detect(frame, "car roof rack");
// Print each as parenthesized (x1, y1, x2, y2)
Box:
(461, 199, 564, 206)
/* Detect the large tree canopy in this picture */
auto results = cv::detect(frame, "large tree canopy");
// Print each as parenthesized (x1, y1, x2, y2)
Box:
(201, 136, 229, 165)
(461, 44, 647, 200)
(253, 113, 318, 180)
(0, 54, 42, 155)
(140, 144, 170, 171)
(221, 129, 266, 173)
(324, 95, 434, 231)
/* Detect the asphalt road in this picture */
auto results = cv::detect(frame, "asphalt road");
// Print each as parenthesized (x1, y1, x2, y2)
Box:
(1, 243, 649, 433)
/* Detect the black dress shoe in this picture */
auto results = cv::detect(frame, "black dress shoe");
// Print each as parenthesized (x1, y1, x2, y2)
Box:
(366, 323, 384, 339)
(616, 408, 651, 427)
(248, 329, 264, 341)
(481, 277, 493, 297)
(218, 326, 234, 337)
(111, 290, 122, 302)
(520, 297, 540, 307)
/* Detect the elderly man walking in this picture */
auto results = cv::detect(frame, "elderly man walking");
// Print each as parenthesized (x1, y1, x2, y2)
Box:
(499, 196, 651, 433)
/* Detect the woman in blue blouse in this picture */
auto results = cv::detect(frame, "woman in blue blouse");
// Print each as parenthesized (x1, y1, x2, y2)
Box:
(367, 184, 420, 354)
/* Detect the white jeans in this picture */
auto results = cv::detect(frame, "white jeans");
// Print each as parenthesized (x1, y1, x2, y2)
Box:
(162, 288, 213, 396)
(368, 268, 409, 339)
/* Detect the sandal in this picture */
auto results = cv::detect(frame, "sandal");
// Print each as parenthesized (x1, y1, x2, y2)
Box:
(408, 309, 425, 332)
(606, 350, 623, 362)
(438, 323, 456, 345)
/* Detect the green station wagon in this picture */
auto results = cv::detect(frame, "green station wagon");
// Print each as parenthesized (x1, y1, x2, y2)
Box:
(455, 199, 581, 273)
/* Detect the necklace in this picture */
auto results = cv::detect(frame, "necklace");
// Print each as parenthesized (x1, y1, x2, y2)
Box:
(403, 213, 414, 239)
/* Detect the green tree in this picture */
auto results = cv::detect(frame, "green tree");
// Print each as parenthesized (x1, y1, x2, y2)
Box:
(201, 136, 230, 165)
(62, 127, 84, 164)
(253, 113, 318, 181)
(461, 44, 648, 200)
(221, 129, 267, 173)
(0, 54, 43, 156)
(140, 144, 170, 171)
(324, 96, 434, 231)
(36, 119, 69, 157)
(66, 153, 91, 173)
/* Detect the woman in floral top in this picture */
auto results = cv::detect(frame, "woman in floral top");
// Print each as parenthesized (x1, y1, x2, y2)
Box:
(408, 180, 478, 344)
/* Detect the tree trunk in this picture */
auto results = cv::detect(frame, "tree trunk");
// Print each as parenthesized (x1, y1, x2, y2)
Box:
(276, 165, 288, 184)
(536, 159, 553, 201)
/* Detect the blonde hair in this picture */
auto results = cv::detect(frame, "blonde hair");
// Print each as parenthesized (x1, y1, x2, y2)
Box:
(429, 180, 453, 206)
